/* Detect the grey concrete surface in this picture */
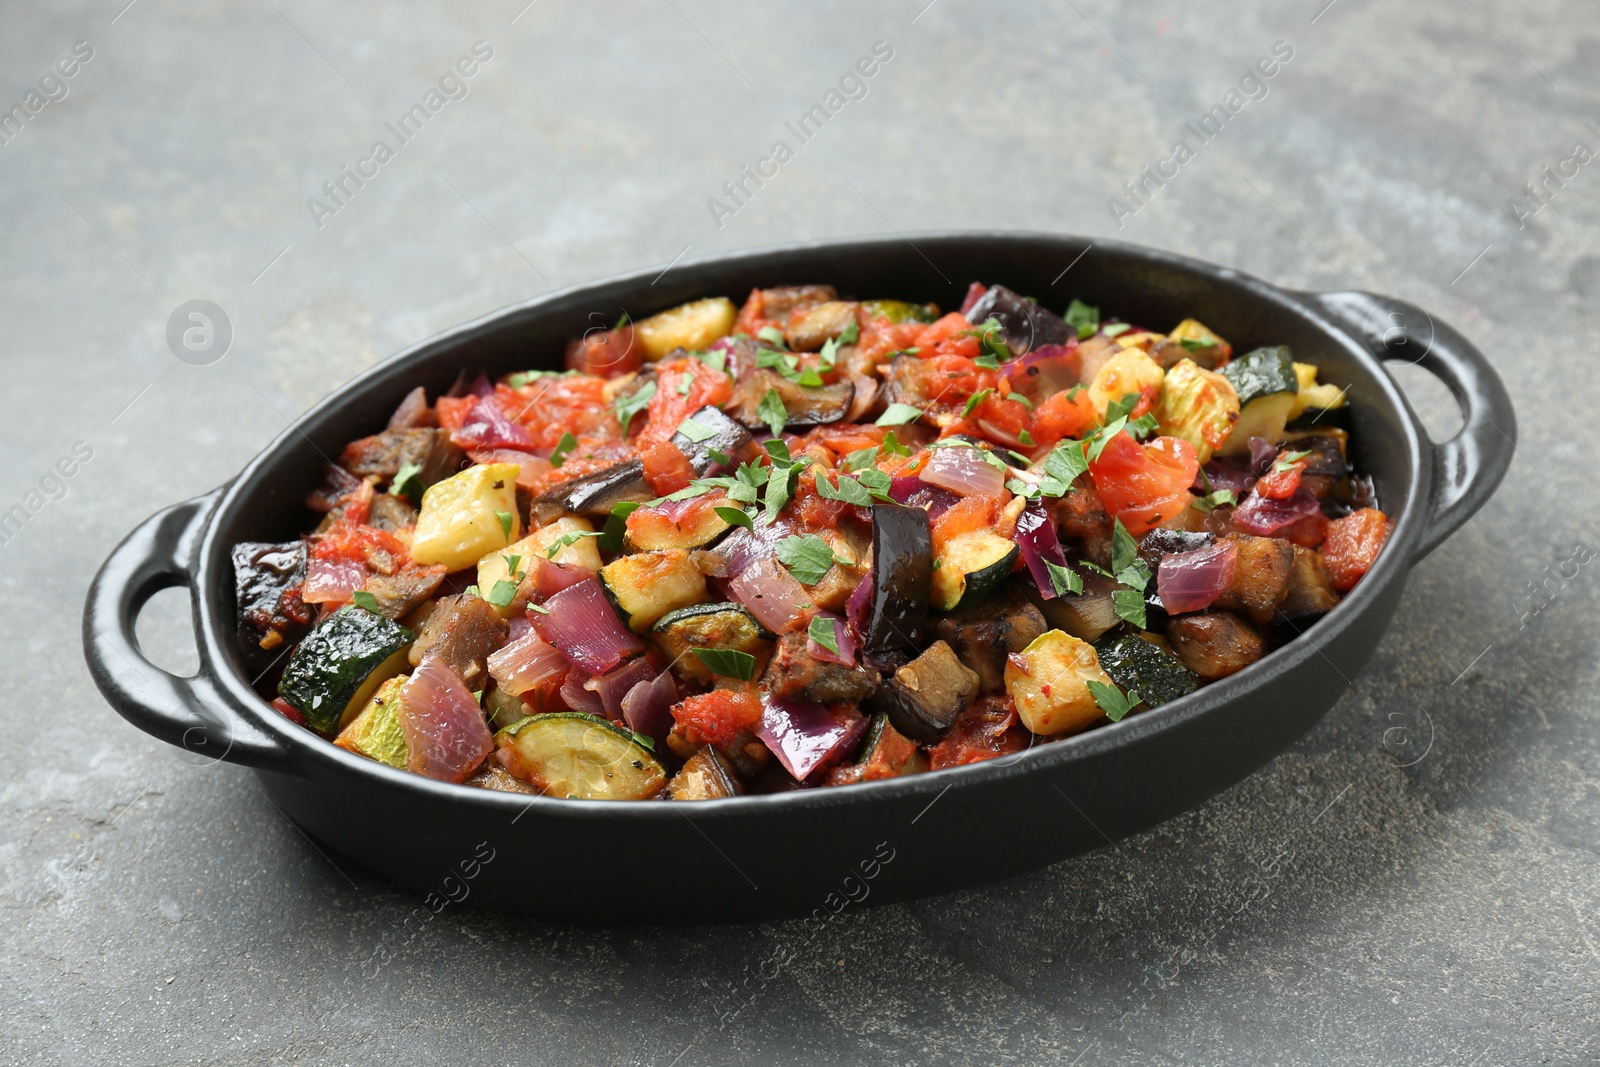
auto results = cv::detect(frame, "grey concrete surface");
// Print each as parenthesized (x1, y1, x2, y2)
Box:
(2, 1, 1596, 1063)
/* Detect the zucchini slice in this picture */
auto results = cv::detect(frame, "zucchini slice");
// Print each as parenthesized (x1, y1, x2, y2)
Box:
(279, 607, 414, 734)
(861, 299, 940, 324)
(626, 501, 732, 552)
(932, 529, 1019, 612)
(334, 675, 409, 767)
(649, 602, 772, 684)
(599, 548, 708, 632)
(496, 713, 667, 800)
(1092, 633, 1200, 708)
(1003, 629, 1115, 737)
(1218, 345, 1299, 455)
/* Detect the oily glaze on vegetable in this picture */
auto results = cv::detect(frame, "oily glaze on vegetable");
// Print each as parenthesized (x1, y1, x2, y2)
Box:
(242, 281, 1391, 800)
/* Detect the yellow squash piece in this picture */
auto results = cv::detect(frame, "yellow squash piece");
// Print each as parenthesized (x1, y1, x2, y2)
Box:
(1088, 347, 1165, 419)
(1004, 630, 1115, 736)
(334, 675, 409, 768)
(411, 463, 522, 572)
(476, 516, 602, 615)
(1154, 358, 1241, 464)
(634, 297, 737, 361)
(1288, 361, 1347, 420)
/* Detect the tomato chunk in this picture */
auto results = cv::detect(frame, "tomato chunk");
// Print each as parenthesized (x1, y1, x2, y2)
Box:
(640, 440, 697, 496)
(928, 696, 1028, 770)
(1088, 433, 1200, 536)
(637, 357, 735, 449)
(1321, 507, 1390, 590)
(671, 688, 764, 746)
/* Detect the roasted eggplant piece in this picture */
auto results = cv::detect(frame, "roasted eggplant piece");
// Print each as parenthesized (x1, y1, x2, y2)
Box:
(1029, 569, 1122, 644)
(861, 503, 933, 660)
(1276, 544, 1341, 620)
(671, 405, 756, 475)
(361, 564, 448, 621)
(1279, 430, 1348, 498)
(757, 284, 837, 320)
(1137, 528, 1214, 573)
(339, 427, 465, 486)
(783, 300, 859, 351)
(932, 586, 1048, 694)
(532, 460, 652, 523)
(727, 369, 854, 431)
(1093, 633, 1200, 707)
(669, 748, 744, 800)
(963, 284, 1071, 356)
(762, 630, 878, 704)
(1213, 533, 1294, 623)
(865, 640, 979, 745)
(1166, 611, 1265, 681)
(407, 593, 509, 691)
(366, 493, 418, 532)
(232, 540, 312, 670)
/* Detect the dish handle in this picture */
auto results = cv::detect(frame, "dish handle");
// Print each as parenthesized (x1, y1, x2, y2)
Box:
(1302, 290, 1516, 562)
(83, 487, 294, 770)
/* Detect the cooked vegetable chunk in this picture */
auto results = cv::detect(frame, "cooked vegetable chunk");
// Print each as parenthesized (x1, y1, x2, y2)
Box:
(1219, 346, 1299, 455)
(784, 300, 860, 351)
(1166, 611, 1265, 680)
(1087, 348, 1164, 419)
(532, 460, 652, 524)
(496, 712, 667, 800)
(1213, 533, 1294, 623)
(278, 607, 414, 734)
(1154, 358, 1239, 464)
(232, 540, 311, 666)
(932, 529, 1019, 612)
(334, 675, 409, 768)
(634, 297, 736, 361)
(1004, 629, 1115, 736)
(600, 549, 708, 632)
(407, 593, 508, 690)
(867, 639, 980, 744)
(862, 503, 934, 659)
(411, 463, 521, 571)
(654, 603, 773, 685)
(932, 593, 1048, 694)
(669, 748, 744, 800)
(763, 630, 878, 704)
(1093, 633, 1200, 707)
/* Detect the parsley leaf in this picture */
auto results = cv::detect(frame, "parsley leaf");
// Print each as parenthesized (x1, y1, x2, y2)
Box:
(550, 432, 578, 468)
(1102, 322, 1132, 338)
(963, 388, 993, 417)
(855, 468, 894, 501)
(797, 365, 825, 388)
(1084, 416, 1128, 462)
(756, 388, 787, 439)
(1116, 559, 1152, 593)
(881, 430, 911, 456)
(691, 647, 756, 681)
(494, 510, 515, 542)
(1104, 392, 1140, 424)
(876, 403, 923, 427)
(676, 373, 692, 397)
(777, 534, 839, 585)
(614, 311, 631, 329)
(389, 461, 424, 502)
(1112, 588, 1148, 628)
(1274, 448, 1312, 473)
(974, 317, 1013, 364)
(350, 590, 381, 613)
(1007, 392, 1034, 411)
(814, 472, 873, 507)
(1018, 428, 1036, 446)
(486, 579, 520, 608)
(503, 553, 522, 578)
(1065, 298, 1100, 340)
(807, 614, 841, 655)
(601, 501, 637, 554)
(675, 416, 717, 443)
(1088, 680, 1141, 722)
(715, 505, 753, 530)
(1126, 412, 1159, 440)
(1178, 336, 1213, 352)
(757, 325, 788, 349)
(545, 529, 602, 559)
(631, 730, 655, 751)
(838, 320, 860, 345)
(1039, 439, 1089, 496)
(842, 445, 880, 472)
(1192, 488, 1237, 513)
(1110, 518, 1139, 574)
(1046, 560, 1082, 597)
(614, 380, 656, 436)
(974, 352, 1001, 370)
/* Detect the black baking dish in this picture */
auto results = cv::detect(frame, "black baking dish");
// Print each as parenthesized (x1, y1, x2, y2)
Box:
(84, 233, 1514, 922)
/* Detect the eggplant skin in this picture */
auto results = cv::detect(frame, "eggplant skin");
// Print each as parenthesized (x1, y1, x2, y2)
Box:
(727, 369, 855, 431)
(232, 540, 312, 670)
(532, 460, 651, 523)
(672, 406, 755, 475)
(963, 284, 1070, 356)
(863, 503, 933, 658)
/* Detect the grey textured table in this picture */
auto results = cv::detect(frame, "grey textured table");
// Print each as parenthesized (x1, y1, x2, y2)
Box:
(3, 1, 1597, 1064)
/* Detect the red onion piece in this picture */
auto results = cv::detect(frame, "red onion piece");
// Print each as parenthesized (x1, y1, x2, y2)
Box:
(888, 476, 960, 521)
(583, 655, 658, 720)
(1002, 342, 1082, 406)
(452, 395, 535, 451)
(386, 386, 433, 430)
(468, 374, 494, 398)
(754, 696, 868, 782)
(1157, 541, 1239, 614)
(806, 611, 857, 666)
(398, 661, 493, 783)
(487, 632, 569, 697)
(532, 579, 643, 674)
(508, 612, 534, 642)
(1232, 487, 1322, 536)
(1015, 500, 1069, 600)
(1198, 461, 1256, 497)
(301, 557, 366, 604)
(714, 520, 792, 580)
(921, 446, 1006, 498)
(621, 670, 677, 749)
(1248, 436, 1279, 476)
(845, 571, 873, 638)
(534, 561, 596, 600)
(466, 448, 551, 491)
(728, 556, 811, 634)
(559, 670, 605, 715)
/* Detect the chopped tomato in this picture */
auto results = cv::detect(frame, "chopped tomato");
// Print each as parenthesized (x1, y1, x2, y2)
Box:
(671, 687, 763, 746)
(1322, 507, 1390, 590)
(914, 312, 981, 359)
(791, 467, 863, 529)
(928, 696, 1028, 770)
(636, 357, 735, 449)
(627, 491, 725, 545)
(564, 324, 641, 378)
(1255, 457, 1306, 500)
(436, 395, 475, 433)
(1029, 388, 1098, 450)
(855, 318, 924, 367)
(958, 282, 987, 315)
(640, 440, 697, 496)
(496, 377, 619, 449)
(271, 697, 308, 727)
(795, 422, 889, 459)
(313, 521, 409, 572)
(959, 387, 1032, 449)
(1281, 509, 1329, 548)
(923, 353, 998, 408)
(1089, 432, 1200, 536)
(930, 494, 1013, 560)
(734, 288, 777, 338)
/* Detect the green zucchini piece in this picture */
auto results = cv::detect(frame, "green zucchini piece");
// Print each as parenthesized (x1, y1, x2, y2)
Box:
(1221, 345, 1299, 406)
(598, 549, 708, 632)
(1092, 633, 1200, 707)
(932, 529, 1020, 612)
(279, 607, 414, 734)
(495, 713, 667, 800)
(334, 675, 409, 768)
(649, 602, 772, 684)
(861, 299, 940, 324)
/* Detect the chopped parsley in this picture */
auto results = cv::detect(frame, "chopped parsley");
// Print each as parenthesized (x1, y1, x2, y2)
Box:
(1037, 439, 1089, 496)
(1088, 680, 1140, 722)
(814, 472, 874, 507)
(494, 509, 515, 541)
(691, 647, 756, 681)
(486, 579, 520, 608)
(715, 505, 753, 530)
(600, 501, 640, 553)
(676, 373, 693, 397)
(963, 388, 993, 417)
(614, 380, 656, 436)
(881, 430, 911, 456)
(1065, 298, 1099, 340)
(350, 590, 381, 613)
(631, 730, 655, 751)
(1274, 448, 1312, 473)
(389, 461, 424, 502)
(550, 432, 578, 468)
(544, 529, 602, 559)
(876, 403, 923, 427)
(1102, 322, 1132, 338)
(675, 416, 717, 443)
(1046, 560, 1082, 597)
(1111, 518, 1139, 575)
(973, 317, 1012, 365)
(842, 445, 880, 472)
(1192, 489, 1237, 513)
(807, 614, 841, 655)
(757, 388, 787, 440)
(757, 325, 788, 349)
(1007, 391, 1034, 411)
